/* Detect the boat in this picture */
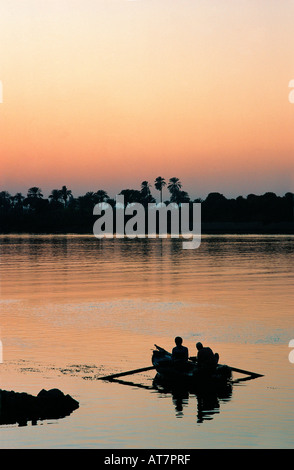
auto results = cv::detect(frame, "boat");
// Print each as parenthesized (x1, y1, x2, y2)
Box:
(152, 347, 232, 388)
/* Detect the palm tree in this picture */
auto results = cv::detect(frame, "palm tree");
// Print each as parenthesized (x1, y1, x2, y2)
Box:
(24, 187, 44, 211)
(49, 189, 63, 203)
(78, 192, 97, 212)
(27, 187, 43, 199)
(167, 177, 182, 202)
(0, 191, 12, 210)
(119, 189, 142, 206)
(175, 190, 190, 204)
(154, 176, 166, 204)
(140, 181, 151, 198)
(60, 185, 72, 207)
(84, 191, 96, 203)
(140, 181, 155, 206)
(141, 180, 150, 193)
(11, 193, 25, 209)
(94, 190, 110, 204)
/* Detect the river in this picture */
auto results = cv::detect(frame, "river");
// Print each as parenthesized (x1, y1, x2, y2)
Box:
(0, 234, 293, 448)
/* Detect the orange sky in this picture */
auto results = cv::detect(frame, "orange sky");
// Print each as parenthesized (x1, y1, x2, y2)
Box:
(1, 0, 294, 200)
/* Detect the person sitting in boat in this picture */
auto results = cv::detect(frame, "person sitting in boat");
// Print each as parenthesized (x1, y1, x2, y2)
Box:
(172, 337, 189, 370)
(196, 342, 217, 373)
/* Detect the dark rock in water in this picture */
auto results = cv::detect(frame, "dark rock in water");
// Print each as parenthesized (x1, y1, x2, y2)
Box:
(36, 388, 79, 419)
(0, 388, 79, 426)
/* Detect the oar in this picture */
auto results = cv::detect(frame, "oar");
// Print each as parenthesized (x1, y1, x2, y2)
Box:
(230, 366, 263, 378)
(98, 365, 156, 381)
(105, 378, 154, 390)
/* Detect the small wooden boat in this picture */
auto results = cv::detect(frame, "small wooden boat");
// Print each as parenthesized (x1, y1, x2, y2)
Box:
(98, 345, 263, 385)
(152, 347, 232, 387)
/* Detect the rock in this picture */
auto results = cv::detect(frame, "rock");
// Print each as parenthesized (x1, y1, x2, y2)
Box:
(36, 388, 79, 419)
(0, 388, 79, 426)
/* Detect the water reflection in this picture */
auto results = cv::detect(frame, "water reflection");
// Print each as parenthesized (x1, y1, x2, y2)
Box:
(102, 369, 264, 424)
(152, 375, 233, 423)
(102, 373, 233, 424)
(0, 235, 293, 447)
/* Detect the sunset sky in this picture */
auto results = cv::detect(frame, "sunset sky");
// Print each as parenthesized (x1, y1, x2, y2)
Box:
(1, 0, 294, 200)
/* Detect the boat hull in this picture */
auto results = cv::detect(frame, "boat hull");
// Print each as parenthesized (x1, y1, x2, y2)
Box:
(152, 349, 232, 388)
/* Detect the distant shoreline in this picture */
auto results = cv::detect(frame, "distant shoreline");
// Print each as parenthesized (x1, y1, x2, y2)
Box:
(1, 188, 293, 237)
(0, 221, 293, 236)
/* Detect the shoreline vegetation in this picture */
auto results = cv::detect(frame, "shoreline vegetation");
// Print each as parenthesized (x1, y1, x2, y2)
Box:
(0, 177, 293, 235)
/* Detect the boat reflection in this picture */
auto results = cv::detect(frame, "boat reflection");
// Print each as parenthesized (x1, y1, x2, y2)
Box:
(105, 372, 259, 423)
(152, 373, 233, 423)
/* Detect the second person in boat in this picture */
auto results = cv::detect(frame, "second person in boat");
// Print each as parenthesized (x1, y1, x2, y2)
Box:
(196, 342, 218, 373)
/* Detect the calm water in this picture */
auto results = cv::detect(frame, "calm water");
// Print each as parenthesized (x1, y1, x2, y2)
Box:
(0, 234, 294, 448)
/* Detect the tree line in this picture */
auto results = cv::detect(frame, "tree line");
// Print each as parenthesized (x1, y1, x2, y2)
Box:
(0, 177, 293, 234)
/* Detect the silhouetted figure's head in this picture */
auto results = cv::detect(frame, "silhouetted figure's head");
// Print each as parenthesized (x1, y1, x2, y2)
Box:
(196, 342, 203, 350)
(175, 336, 183, 346)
